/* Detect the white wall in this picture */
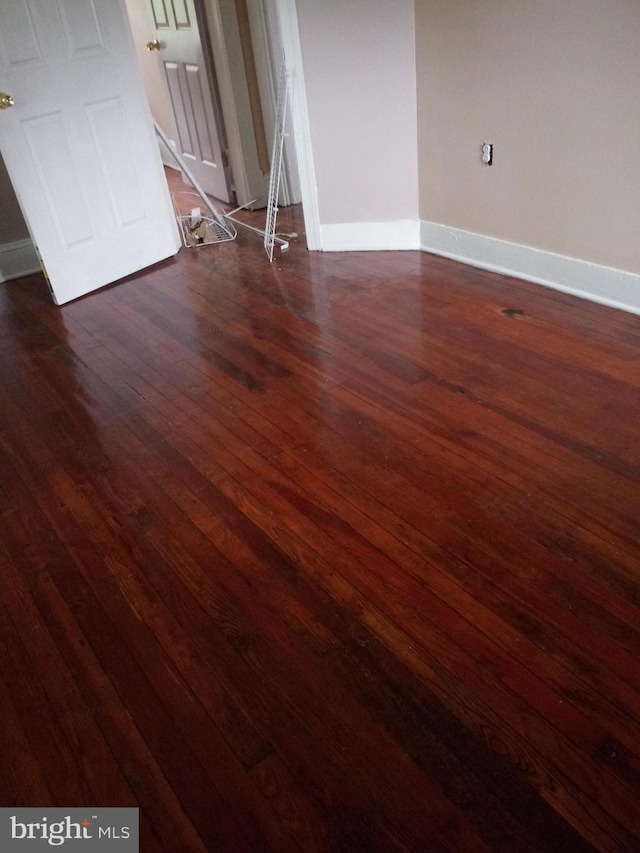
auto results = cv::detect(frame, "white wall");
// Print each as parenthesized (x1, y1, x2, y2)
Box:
(295, 0, 419, 234)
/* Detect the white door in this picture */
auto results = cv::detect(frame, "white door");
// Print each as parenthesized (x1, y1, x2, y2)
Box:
(148, 0, 231, 202)
(0, 0, 181, 306)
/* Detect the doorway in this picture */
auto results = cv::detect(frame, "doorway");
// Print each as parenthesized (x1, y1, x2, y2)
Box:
(0, 0, 318, 295)
(134, 0, 233, 204)
(124, 0, 302, 213)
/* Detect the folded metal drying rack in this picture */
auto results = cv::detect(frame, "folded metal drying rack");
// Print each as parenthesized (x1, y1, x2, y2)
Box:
(263, 62, 289, 261)
(153, 119, 289, 255)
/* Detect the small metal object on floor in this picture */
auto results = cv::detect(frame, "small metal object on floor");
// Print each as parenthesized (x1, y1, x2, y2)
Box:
(154, 118, 236, 245)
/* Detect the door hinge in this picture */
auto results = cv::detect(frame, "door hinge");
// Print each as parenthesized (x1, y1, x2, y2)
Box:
(221, 149, 230, 168)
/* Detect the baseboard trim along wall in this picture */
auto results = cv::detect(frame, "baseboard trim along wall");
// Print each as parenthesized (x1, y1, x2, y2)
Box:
(5, 215, 637, 317)
(0, 238, 40, 283)
(321, 220, 421, 252)
(420, 220, 640, 317)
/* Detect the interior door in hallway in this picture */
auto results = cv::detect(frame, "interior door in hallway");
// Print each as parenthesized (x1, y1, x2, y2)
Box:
(0, 0, 181, 305)
(148, 0, 232, 202)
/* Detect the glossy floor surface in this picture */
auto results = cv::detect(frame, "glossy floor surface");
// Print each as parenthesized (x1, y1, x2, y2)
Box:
(1, 200, 640, 851)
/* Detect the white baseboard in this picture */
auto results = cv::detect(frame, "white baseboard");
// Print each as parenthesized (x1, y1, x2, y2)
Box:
(321, 220, 420, 252)
(0, 238, 40, 283)
(420, 221, 640, 316)
(161, 152, 180, 171)
(160, 148, 180, 171)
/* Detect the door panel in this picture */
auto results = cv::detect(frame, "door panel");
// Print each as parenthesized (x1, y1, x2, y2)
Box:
(86, 98, 147, 227)
(148, 0, 231, 201)
(0, 0, 181, 305)
(185, 63, 220, 166)
(171, 0, 191, 29)
(150, 0, 170, 29)
(0, 1, 43, 68)
(57, 0, 106, 57)
(22, 112, 95, 249)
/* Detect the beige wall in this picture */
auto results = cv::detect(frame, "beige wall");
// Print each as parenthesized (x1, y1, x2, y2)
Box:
(0, 154, 29, 245)
(416, 0, 640, 274)
(296, 0, 419, 225)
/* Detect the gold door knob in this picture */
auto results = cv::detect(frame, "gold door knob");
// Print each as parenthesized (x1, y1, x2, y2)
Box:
(146, 39, 161, 51)
(0, 92, 14, 109)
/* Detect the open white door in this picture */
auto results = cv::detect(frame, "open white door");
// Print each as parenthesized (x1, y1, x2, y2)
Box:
(0, 0, 181, 305)
(147, 0, 232, 203)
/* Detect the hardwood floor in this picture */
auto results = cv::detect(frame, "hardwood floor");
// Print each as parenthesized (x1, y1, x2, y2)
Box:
(1, 201, 639, 850)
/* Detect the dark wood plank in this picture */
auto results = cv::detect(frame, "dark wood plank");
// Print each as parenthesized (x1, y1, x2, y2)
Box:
(1, 172, 640, 850)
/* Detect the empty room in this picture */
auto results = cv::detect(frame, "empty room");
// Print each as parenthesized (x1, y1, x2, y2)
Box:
(0, 1, 639, 850)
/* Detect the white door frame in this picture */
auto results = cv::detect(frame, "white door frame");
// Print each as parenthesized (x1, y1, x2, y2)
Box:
(273, 0, 321, 250)
(205, 0, 321, 249)
(201, 0, 254, 206)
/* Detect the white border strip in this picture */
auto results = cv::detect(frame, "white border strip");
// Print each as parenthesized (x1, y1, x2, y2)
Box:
(421, 221, 640, 316)
(0, 239, 40, 283)
(322, 220, 420, 252)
